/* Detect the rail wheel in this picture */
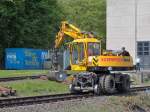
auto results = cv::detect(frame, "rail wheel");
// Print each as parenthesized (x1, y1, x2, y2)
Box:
(69, 84, 76, 93)
(104, 75, 116, 94)
(69, 82, 82, 94)
(94, 84, 101, 95)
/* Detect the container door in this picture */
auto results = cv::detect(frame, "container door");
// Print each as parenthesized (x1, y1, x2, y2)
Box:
(5, 48, 24, 69)
(24, 49, 41, 69)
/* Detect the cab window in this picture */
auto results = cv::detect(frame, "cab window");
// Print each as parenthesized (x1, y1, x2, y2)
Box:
(72, 43, 84, 64)
(88, 43, 100, 56)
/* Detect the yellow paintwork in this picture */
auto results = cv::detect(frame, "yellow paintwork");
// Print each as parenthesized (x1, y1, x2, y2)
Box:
(71, 65, 87, 71)
(55, 21, 134, 71)
(90, 56, 133, 67)
(73, 38, 100, 43)
(55, 21, 89, 48)
(99, 56, 133, 67)
(69, 41, 133, 70)
(70, 56, 133, 71)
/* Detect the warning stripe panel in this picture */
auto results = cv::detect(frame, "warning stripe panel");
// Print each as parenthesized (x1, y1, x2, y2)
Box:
(92, 57, 98, 66)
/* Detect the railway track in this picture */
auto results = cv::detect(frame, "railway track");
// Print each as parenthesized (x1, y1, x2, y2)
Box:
(0, 86, 150, 108)
(130, 86, 150, 92)
(0, 75, 47, 82)
(0, 93, 93, 108)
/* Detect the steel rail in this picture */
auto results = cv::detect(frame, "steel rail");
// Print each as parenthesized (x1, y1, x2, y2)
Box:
(0, 93, 93, 108)
(0, 75, 46, 82)
(130, 85, 150, 92)
(0, 86, 149, 108)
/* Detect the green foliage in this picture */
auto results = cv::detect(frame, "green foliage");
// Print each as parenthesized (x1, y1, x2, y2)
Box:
(0, 0, 106, 67)
(57, 0, 106, 39)
(0, 0, 61, 67)
(0, 0, 60, 49)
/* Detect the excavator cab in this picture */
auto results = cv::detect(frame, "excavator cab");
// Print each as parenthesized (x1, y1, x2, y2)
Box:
(69, 38, 101, 71)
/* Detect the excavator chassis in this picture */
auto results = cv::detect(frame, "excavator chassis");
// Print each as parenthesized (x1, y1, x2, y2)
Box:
(69, 72, 130, 95)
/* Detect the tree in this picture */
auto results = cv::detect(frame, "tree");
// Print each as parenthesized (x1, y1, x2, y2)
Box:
(0, 0, 62, 68)
(0, 0, 106, 68)
(57, 0, 106, 41)
(10, 0, 60, 48)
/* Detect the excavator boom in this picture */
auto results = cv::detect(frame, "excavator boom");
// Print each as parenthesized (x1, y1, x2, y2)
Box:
(54, 21, 93, 48)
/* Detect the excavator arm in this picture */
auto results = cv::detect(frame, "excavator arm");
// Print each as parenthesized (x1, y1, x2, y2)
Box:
(54, 21, 89, 48)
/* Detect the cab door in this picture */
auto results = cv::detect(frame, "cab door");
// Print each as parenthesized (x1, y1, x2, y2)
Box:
(70, 42, 87, 70)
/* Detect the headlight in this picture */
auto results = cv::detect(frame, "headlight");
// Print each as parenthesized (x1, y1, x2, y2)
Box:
(108, 67, 112, 71)
(88, 56, 93, 62)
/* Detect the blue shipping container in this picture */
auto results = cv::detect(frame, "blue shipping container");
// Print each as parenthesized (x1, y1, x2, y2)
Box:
(5, 48, 48, 70)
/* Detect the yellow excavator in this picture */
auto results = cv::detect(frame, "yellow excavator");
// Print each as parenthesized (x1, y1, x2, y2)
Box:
(54, 21, 133, 94)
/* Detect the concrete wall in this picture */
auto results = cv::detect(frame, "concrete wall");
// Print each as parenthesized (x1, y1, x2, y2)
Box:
(107, 0, 150, 64)
(137, 0, 150, 41)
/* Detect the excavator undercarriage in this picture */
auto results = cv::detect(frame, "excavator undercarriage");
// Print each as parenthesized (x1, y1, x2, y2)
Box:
(69, 71, 130, 95)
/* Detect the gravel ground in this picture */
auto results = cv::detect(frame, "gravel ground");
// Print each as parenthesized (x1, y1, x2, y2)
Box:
(0, 97, 107, 112)
(0, 93, 150, 112)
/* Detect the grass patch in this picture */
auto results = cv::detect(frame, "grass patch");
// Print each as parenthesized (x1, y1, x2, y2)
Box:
(0, 79, 68, 97)
(0, 70, 49, 78)
(145, 79, 150, 84)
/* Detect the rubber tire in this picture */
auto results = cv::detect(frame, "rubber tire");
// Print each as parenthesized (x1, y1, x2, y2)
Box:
(123, 76, 130, 91)
(99, 75, 106, 94)
(104, 75, 116, 94)
(117, 75, 130, 92)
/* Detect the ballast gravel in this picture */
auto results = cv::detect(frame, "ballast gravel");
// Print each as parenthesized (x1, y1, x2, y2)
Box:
(0, 93, 150, 112)
(0, 97, 106, 112)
